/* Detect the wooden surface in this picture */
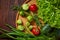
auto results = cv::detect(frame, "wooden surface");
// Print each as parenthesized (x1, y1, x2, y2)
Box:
(16, 0, 39, 36)
(0, 0, 25, 30)
(0, 0, 25, 40)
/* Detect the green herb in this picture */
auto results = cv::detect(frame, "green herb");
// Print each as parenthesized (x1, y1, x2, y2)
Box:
(33, 14, 41, 27)
(0, 24, 56, 40)
(0, 28, 15, 39)
(1, 0, 60, 40)
(0, 28, 9, 33)
(37, 0, 60, 28)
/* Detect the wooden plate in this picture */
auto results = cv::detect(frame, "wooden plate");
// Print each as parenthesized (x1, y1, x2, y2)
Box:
(16, 0, 44, 35)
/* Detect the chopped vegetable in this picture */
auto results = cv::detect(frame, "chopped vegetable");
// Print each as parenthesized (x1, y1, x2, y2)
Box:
(17, 25, 24, 31)
(19, 11, 24, 16)
(29, 25, 33, 30)
(16, 19, 22, 24)
(26, 21, 30, 26)
(22, 4, 29, 10)
(27, 15, 33, 22)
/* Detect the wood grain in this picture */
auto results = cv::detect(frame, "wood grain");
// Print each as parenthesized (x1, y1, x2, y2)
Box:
(0, 0, 25, 29)
(0, 0, 25, 40)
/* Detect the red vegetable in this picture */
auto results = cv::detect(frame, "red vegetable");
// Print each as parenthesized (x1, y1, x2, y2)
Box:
(31, 27, 40, 36)
(29, 4, 38, 12)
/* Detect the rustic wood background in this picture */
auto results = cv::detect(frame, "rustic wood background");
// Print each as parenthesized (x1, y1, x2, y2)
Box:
(0, 0, 25, 40)
(0, 0, 25, 30)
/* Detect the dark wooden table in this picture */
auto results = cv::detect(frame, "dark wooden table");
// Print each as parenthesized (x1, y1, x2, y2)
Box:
(0, 0, 26, 30)
(0, 0, 25, 40)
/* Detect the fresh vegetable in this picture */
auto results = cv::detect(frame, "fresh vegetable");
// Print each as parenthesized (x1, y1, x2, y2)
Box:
(22, 4, 29, 10)
(33, 14, 41, 27)
(27, 15, 33, 22)
(29, 25, 33, 30)
(26, 21, 30, 26)
(19, 11, 24, 16)
(17, 25, 24, 31)
(16, 19, 22, 24)
(37, 0, 60, 28)
(1, 0, 60, 40)
(47, 0, 60, 9)
(29, 4, 38, 12)
(31, 27, 40, 36)
(0, 24, 57, 40)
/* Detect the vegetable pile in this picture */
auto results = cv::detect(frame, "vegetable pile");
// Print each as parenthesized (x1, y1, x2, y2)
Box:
(37, 0, 60, 28)
(0, 0, 60, 40)
(16, 3, 41, 36)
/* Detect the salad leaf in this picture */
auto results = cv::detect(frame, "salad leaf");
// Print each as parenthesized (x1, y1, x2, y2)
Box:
(37, 0, 60, 28)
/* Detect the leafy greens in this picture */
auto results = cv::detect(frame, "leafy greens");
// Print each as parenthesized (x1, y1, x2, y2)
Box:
(37, 0, 60, 28)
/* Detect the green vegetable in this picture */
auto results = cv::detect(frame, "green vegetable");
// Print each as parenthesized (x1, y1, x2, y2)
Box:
(17, 25, 24, 31)
(26, 21, 30, 27)
(0, 24, 57, 40)
(41, 24, 51, 35)
(37, 0, 60, 28)
(19, 11, 25, 16)
(16, 19, 22, 24)
(22, 4, 29, 10)
(1, 0, 60, 40)
(29, 25, 33, 30)
(27, 15, 33, 22)
(5, 24, 19, 33)
(33, 14, 41, 27)
(47, 0, 60, 9)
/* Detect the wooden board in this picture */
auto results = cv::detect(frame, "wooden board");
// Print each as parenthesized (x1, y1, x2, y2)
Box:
(16, 0, 44, 28)
(16, 0, 44, 35)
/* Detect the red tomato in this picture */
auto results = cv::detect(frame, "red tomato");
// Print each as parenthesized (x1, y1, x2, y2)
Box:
(31, 27, 40, 36)
(29, 4, 38, 12)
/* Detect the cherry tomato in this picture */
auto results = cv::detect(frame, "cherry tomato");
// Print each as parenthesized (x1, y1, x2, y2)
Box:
(29, 4, 38, 12)
(31, 27, 40, 36)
